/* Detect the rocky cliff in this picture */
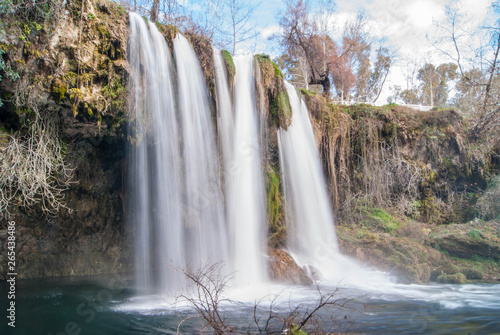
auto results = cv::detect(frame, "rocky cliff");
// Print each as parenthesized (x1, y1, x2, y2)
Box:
(0, 0, 130, 279)
(0, 0, 498, 284)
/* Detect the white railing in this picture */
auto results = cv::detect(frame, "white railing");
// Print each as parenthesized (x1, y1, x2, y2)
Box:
(404, 104, 433, 111)
(331, 100, 434, 111)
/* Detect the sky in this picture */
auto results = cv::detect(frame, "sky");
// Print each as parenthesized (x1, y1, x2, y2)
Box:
(236, 0, 495, 104)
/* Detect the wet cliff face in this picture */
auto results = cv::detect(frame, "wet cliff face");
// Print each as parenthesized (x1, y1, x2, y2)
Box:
(0, 0, 131, 280)
(302, 94, 494, 226)
(301, 94, 500, 283)
(0, 0, 497, 283)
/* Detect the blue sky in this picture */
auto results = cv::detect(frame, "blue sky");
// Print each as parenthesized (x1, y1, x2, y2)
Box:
(187, 0, 495, 103)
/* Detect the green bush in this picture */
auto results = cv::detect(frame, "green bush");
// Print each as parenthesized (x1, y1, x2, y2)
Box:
(475, 176, 500, 220)
(369, 208, 400, 232)
(467, 229, 481, 240)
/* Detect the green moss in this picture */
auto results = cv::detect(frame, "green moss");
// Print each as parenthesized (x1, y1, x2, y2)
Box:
(437, 273, 467, 284)
(461, 267, 483, 280)
(468, 229, 481, 240)
(368, 208, 400, 233)
(267, 168, 280, 228)
(270, 91, 292, 128)
(96, 23, 110, 38)
(221, 50, 235, 78)
(289, 324, 308, 335)
(254, 53, 270, 63)
(156, 23, 178, 48)
(272, 61, 283, 78)
(300, 88, 317, 96)
(266, 167, 286, 248)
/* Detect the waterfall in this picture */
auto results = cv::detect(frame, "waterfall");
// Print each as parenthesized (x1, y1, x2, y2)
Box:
(223, 55, 267, 285)
(278, 82, 341, 280)
(128, 13, 184, 293)
(128, 14, 228, 294)
(173, 34, 228, 273)
(213, 49, 234, 170)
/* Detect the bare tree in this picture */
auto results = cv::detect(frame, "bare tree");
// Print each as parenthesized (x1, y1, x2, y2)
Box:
(176, 263, 233, 335)
(150, 0, 160, 22)
(225, 0, 259, 55)
(278, 0, 337, 93)
(176, 263, 355, 334)
(0, 79, 74, 217)
(430, 3, 500, 139)
(253, 285, 355, 334)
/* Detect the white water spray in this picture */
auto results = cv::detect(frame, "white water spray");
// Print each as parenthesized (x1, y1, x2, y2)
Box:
(278, 82, 392, 288)
(128, 13, 183, 293)
(225, 55, 267, 285)
(129, 16, 228, 294)
(278, 82, 340, 279)
(173, 34, 228, 272)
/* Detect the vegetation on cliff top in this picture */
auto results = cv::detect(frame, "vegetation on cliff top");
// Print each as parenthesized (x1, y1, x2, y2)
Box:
(0, 0, 128, 216)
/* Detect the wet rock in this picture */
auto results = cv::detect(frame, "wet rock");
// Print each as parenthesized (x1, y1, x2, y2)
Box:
(430, 234, 500, 261)
(437, 273, 467, 284)
(267, 248, 314, 285)
(430, 263, 460, 281)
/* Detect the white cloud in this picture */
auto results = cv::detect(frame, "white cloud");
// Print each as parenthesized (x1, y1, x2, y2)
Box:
(260, 25, 281, 39)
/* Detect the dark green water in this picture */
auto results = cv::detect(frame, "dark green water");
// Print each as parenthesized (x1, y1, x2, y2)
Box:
(1, 275, 499, 334)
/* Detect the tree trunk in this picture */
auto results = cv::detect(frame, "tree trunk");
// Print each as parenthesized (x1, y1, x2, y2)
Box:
(150, 0, 159, 22)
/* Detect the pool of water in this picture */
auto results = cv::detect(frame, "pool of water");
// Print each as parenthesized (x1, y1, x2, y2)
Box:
(1, 275, 499, 334)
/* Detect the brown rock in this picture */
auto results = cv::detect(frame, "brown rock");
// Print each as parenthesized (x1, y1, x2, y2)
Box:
(267, 248, 314, 285)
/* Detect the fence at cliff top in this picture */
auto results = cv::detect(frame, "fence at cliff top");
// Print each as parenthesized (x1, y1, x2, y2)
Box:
(404, 104, 433, 111)
(332, 100, 433, 111)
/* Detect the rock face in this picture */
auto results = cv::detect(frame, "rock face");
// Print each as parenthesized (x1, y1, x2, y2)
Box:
(0, 0, 131, 280)
(431, 231, 500, 261)
(267, 248, 313, 285)
(1, 134, 130, 279)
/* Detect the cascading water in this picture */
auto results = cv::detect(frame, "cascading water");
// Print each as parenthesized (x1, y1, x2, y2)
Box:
(173, 34, 228, 273)
(213, 49, 234, 170)
(278, 83, 391, 288)
(278, 82, 341, 280)
(129, 13, 183, 294)
(224, 55, 267, 285)
(122, 23, 500, 330)
(129, 15, 228, 294)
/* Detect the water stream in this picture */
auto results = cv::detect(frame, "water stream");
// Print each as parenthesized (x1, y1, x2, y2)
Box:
(225, 55, 267, 286)
(62, 14, 500, 334)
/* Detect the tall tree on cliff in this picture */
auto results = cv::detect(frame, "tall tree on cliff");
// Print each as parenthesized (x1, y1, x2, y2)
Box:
(278, 0, 337, 94)
(278, 2, 392, 99)
(431, 3, 500, 139)
(417, 62, 458, 107)
(225, 0, 259, 55)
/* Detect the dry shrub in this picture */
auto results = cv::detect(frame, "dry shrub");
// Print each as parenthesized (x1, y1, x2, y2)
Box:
(397, 221, 427, 243)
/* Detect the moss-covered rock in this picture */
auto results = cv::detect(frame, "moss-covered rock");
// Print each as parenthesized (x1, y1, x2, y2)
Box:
(221, 49, 235, 87)
(255, 54, 292, 130)
(0, 0, 131, 280)
(437, 273, 467, 284)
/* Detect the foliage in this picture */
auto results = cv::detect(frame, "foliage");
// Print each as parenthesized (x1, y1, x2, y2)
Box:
(389, 62, 458, 107)
(368, 208, 400, 232)
(475, 176, 500, 220)
(221, 49, 235, 81)
(267, 167, 281, 229)
(176, 263, 233, 335)
(277, 3, 392, 101)
(429, 2, 500, 141)
(0, 105, 74, 217)
(177, 263, 354, 334)
(468, 229, 481, 240)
